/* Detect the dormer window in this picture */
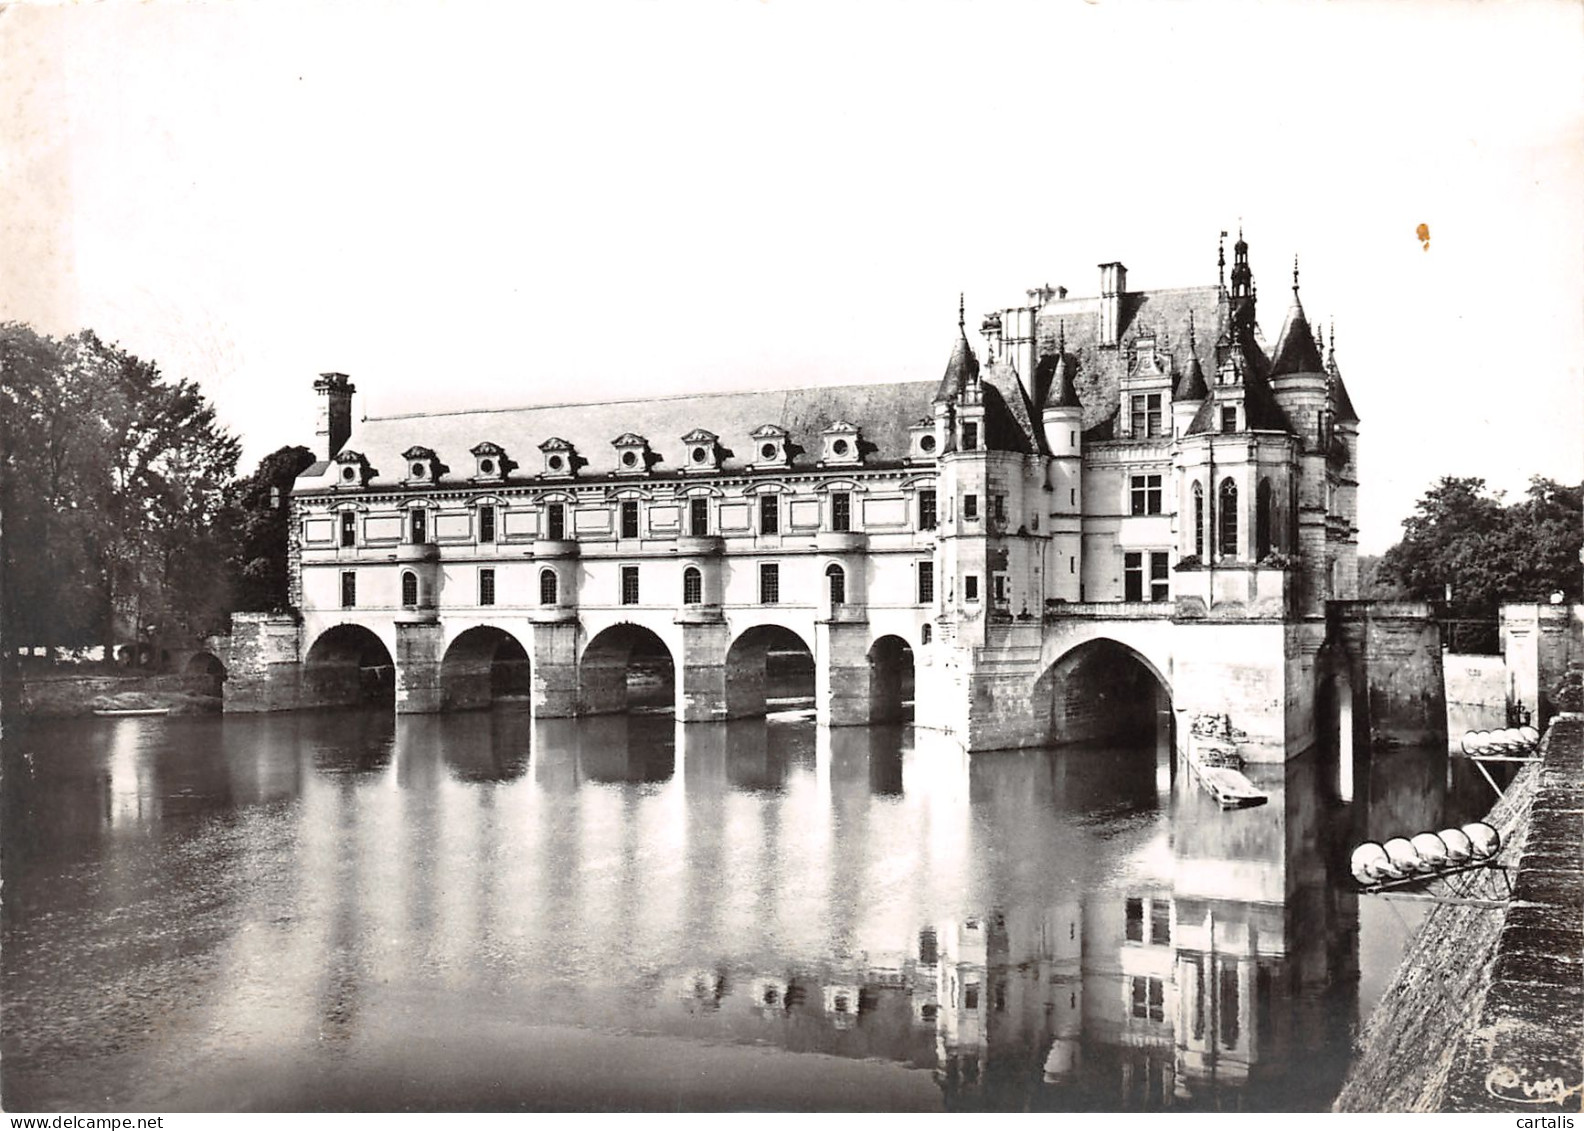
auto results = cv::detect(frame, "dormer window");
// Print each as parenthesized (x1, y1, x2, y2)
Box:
(820, 421, 862, 466)
(470, 441, 508, 482)
(1220, 405, 1239, 433)
(750, 424, 790, 469)
(402, 446, 439, 484)
(908, 417, 937, 462)
(539, 437, 577, 479)
(680, 429, 721, 473)
(333, 450, 373, 489)
(611, 432, 654, 476)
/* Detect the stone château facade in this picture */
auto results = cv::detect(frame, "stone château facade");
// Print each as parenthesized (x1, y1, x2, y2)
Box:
(219, 232, 1412, 761)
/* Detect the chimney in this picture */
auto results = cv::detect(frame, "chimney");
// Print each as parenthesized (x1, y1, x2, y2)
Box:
(1098, 262, 1127, 347)
(314, 372, 356, 460)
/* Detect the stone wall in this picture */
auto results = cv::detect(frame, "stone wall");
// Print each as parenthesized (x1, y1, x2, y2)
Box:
(1503, 604, 1584, 725)
(1444, 652, 1508, 739)
(211, 612, 302, 712)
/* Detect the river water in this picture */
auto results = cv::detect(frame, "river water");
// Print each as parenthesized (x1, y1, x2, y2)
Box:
(1, 708, 1497, 1112)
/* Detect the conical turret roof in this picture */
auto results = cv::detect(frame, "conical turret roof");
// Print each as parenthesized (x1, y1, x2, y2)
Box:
(1270, 266, 1325, 376)
(933, 327, 979, 404)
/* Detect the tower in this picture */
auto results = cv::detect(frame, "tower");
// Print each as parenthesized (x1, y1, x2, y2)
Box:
(1040, 323, 1083, 602)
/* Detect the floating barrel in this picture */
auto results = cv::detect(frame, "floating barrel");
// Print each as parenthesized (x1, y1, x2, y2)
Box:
(1439, 826, 1474, 864)
(1410, 832, 1450, 870)
(1350, 842, 1392, 885)
(1462, 821, 1501, 859)
(1383, 837, 1421, 875)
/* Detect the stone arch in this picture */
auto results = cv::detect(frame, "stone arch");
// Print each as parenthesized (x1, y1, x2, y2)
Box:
(1033, 637, 1172, 747)
(725, 623, 815, 719)
(304, 623, 396, 708)
(440, 626, 531, 711)
(867, 634, 915, 723)
(185, 651, 226, 697)
(579, 622, 675, 716)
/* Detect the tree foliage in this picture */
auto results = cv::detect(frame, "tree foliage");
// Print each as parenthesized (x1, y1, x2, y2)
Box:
(1, 325, 241, 654)
(220, 444, 315, 612)
(1378, 475, 1583, 618)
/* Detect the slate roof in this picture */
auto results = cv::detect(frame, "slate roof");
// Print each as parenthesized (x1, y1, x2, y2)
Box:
(1269, 291, 1326, 376)
(1028, 286, 1226, 431)
(296, 380, 939, 491)
(934, 328, 979, 403)
(1184, 336, 1296, 435)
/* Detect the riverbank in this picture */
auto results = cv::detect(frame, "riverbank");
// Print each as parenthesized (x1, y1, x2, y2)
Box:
(10, 671, 221, 719)
(1334, 715, 1583, 1112)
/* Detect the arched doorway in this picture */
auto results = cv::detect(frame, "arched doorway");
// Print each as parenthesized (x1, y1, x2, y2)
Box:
(185, 651, 226, 698)
(1033, 638, 1172, 748)
(867, 634, 914, 723)
(440, 626, 531, 711)
(304, 625, 395, 708)
(579, 624, 675, 716)
(725, 624, 815, 719)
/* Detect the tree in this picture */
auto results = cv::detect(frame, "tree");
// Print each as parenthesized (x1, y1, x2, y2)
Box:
(220, 445, 315, 612)
(1378, 475, 1583, 620)
(0, 325, 240, 660)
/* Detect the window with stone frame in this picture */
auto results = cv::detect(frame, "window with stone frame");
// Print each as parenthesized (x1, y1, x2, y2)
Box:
(546, 503, 566, 541)
(1130, 474, 1163, 516)
(340, 511, 356, 548)
(689, 497, 709, 536)
(918, 488, 937, 531)
(759, 563, 779, 605)
(539, 569, 558, 605)
(759, 494, 779, 534)
(917, 560, 934, 604)
(1130, 393, 1164, 438)
(620, 500, 640, 540)
(621, 565, 640, 606)
(340, 571, 356, 608)
(830, 492, 851, 533)
(479, 505, 496, 544)
(682, 566, 702, 606)
(479, 568, 495, 606)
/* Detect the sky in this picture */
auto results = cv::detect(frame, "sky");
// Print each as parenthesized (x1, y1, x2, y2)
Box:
(2, 0, 1581, 553)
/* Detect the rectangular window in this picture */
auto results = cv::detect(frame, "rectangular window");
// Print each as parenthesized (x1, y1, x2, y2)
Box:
(759, 494, 779, 534)
(1150, 552, 1170, 602)
(917, 560, 934, 604)
(340, 511, 356, 548)
(831, 492, 851, 532)
(1131, 393, 1163, 438)
(1130, 474, 1163, 516)
(1125, 552, 1144, 602)
(621, 565, 639, 606)
(1125, 897, 1144, 943)
(992, 495, 1006, 523)
(1221, 405, 1238, 434)
(918, 488, 937, 531)
(689, 497, 709, 536)
(759, 563, 779, 605)
(479, 568, 495, 606)
(547, 503, 565, 541)
(992, 572, 1009, 607)
(479, 506, 496, 544)
(962, 422, 979, 451)
(620, 500, 639, 539)
(1131, 976, 1164, 1022)
(964, 574, 979, 602)
(409, 509, 427, 544)
(1150, 899, 1171, 945)
(340, 571, 356, 608)
(963, 493, 979, 521)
